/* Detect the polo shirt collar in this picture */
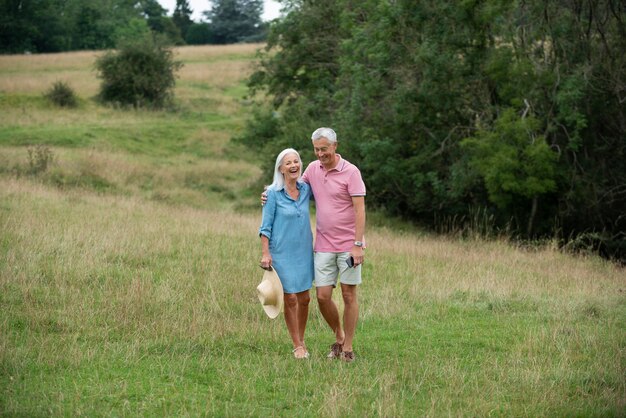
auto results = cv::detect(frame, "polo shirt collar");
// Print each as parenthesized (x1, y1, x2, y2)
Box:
(318, 154, 345, 172)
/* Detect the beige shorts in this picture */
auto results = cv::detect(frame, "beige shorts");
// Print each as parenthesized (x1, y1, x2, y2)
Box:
(314, 252, 362, 287)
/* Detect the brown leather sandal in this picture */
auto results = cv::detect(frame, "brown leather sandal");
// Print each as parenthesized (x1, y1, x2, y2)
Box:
(327, 342, 343, 359)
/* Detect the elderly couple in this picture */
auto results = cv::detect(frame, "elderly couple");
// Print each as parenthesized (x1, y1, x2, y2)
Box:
(259, 127, 366, 362)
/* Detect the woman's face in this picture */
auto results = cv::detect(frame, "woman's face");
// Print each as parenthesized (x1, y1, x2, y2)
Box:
(280, 153, 300, 181)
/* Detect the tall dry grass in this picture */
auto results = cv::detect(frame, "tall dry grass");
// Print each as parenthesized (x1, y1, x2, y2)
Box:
(0, 175, 260, 339)
(361, 225, 625, 321)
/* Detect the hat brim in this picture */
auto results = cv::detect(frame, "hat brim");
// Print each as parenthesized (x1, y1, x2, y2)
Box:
(257, 268, 284, 319)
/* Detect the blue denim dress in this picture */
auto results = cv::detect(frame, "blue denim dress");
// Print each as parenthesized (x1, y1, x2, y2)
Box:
(259, 182, 314, 293)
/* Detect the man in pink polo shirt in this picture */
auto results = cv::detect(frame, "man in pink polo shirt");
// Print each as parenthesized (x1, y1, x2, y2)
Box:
(301, 127, 366, 363)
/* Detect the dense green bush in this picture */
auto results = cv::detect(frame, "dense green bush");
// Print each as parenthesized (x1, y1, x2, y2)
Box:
(95, 36, 182, 109)
(240, 0, 626, 262)
(44, 81, 78, 108)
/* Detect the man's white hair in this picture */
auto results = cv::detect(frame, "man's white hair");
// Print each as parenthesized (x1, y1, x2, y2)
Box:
(311, 127, 337, 144)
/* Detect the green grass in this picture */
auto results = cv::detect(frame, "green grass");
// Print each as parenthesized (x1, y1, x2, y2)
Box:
(0, 98, 243, 153)
(1, 45, 625, 417)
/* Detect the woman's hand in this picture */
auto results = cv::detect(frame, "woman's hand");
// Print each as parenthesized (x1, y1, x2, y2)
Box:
(260, 254, 272, 270)
(260, 235, 272, 270)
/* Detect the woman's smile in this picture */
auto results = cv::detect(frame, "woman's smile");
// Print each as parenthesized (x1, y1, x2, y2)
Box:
(281, 153, 301, 179)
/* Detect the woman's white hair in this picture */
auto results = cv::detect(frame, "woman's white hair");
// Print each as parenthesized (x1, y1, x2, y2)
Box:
(268, 148, 302, 191)
(311, 127, 337, 143)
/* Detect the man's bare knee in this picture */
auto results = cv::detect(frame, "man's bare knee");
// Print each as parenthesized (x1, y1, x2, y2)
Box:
(316, 286, 334, 304)
(341, 285, 358, 305)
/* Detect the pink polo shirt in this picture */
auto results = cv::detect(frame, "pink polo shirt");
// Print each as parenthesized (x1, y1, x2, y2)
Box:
(302, 154, 366, 252)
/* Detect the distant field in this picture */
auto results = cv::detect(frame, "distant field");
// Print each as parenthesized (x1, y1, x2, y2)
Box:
(1, 45, 625, 417)
(0, 43, 261, 95)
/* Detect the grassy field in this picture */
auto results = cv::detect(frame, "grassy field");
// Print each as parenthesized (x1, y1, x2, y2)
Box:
(1, 45, 625, 417)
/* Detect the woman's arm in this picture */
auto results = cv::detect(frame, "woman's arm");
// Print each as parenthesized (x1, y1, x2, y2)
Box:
(259, 190, 276, 269)
(260, 235, 272, 269)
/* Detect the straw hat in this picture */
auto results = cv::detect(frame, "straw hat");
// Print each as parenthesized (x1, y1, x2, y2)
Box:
(256, 267, 283, 319)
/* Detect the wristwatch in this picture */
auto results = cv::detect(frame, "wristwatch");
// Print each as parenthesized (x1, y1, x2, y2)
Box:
(354, 241, 364, 247)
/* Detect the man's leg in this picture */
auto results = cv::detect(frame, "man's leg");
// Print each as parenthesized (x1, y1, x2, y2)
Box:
(340, 283, 358, 353)
(316, 285, 345, 344)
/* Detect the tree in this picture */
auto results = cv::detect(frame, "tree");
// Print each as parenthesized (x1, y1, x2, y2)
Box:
(0, 0, 148, 53)
(0, 0, 72, 53)
(138, 0, 184, 44)
(203, 0, 265, 44)
(237, 0, 345, 178)
(172, 0, 194, 40)
(73, 3, 112, 50)
(241, 0, 626, 261)
(185, 22, 212, 45)
(113, 18, 152, 45)
(0, 0, 35, 53)
(462, 109, 559, 236)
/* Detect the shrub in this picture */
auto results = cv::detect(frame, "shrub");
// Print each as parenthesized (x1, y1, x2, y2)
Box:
(95, 36, 182, 109)
(44, 81, 78, 108)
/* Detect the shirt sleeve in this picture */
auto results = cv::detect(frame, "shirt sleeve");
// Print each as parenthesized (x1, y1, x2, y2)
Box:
(301, 163, 313, 184)
(348, 168, 366, 196)
(259, 189, 277, 239)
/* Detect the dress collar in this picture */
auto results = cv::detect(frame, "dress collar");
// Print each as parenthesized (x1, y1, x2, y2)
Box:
(282, 181, 303, 196)
(283, 181, 302, 188)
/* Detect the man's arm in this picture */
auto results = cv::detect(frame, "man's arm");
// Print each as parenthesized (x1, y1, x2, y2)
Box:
(301, 164, 311, 185)
(351, 196, 366, 266)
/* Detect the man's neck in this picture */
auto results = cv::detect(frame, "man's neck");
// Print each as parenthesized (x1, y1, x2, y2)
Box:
(323, 154, 339, 171)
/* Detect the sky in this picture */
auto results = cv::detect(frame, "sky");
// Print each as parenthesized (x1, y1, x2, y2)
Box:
(157, 0, 282, 22)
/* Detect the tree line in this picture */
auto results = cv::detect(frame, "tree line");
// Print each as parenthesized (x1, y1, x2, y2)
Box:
(240, 0, 626, 262)
(0, 0, 266, 53)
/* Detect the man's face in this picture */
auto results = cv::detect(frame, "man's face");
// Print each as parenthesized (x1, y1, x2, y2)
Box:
(312, 137, 336, 167)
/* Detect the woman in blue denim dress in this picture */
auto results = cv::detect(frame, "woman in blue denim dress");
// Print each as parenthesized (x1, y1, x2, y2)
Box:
(259, 148, 314, 359)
